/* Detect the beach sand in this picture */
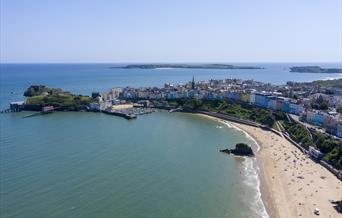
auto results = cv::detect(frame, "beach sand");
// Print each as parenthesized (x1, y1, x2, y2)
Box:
(201, 114, 342, 218)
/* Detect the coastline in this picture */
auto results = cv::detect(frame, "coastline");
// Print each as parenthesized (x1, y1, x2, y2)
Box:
(198, 113, 341, 218)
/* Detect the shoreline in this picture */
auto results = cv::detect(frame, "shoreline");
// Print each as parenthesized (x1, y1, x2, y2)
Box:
(198, 114, 272, 218)
(2, 110, 341, 217)
(197, 113, 341, 218)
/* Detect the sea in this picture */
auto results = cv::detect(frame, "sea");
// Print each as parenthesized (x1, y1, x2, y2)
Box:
(0, 63, 341, 218)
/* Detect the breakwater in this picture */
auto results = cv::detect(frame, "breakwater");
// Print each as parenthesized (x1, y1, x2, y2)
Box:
(102, 110, 137, 119)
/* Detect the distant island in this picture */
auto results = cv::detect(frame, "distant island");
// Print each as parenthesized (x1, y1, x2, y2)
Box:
(111, 64, 263, 70)
(290, 66, 342, 74)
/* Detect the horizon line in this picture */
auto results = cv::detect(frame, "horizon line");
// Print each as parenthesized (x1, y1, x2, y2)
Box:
(1, 61, 342, 65)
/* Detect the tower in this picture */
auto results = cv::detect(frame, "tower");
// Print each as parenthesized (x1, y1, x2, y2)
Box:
(191, 75, 195, 89)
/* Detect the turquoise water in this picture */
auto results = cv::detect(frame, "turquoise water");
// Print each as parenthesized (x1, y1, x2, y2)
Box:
(0, 111, 266, 218)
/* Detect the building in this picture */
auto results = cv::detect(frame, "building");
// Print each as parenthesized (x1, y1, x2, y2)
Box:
(100, 101, 113, 110)
(89, 103, 101, 111)
(305, 111, 326, 126)
(226, 92, 241, 101)
(42, 105, 54, 112)
(289, 102, 304, 115)
(91, 92, 101, 99)
(282, 100, 290, 113)
(110, 88, 122, 99)
(267, 97, 277, 110)
(325, 121, 338, 135)
(137, 100, 151, 107)
(253, 92, 271, 108)
(10, 101, 25, 112)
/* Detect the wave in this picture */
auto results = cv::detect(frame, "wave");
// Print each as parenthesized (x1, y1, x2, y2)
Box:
(219, 119, 260, 152)
(213, 118, 268, 218)
(241, 158, 269, 218)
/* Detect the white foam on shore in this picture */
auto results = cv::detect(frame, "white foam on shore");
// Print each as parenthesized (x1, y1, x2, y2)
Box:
(211, 117, 268, 218)
(217, 119, 260, 152)
(241, 158, 269, 218)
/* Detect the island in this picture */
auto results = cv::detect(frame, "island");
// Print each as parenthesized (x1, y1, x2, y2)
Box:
(110, 64, 262, 70)
(23, 85, 93, 111)
(220, 143, 254, 156)
(290, 66, 342, 74)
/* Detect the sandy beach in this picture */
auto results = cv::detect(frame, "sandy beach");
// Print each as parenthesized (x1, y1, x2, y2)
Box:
(201, 114, 342, 218)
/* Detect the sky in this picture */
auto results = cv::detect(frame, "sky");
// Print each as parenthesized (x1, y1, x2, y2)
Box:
(0, 0, 341, 63)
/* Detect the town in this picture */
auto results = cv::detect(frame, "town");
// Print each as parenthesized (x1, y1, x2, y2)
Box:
(6, 77, 342, 178)
(89, 77, 342, 139)
(4, 76, 342, 215)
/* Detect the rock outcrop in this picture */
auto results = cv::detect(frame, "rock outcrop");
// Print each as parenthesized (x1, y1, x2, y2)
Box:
(220, 143, 254, 157)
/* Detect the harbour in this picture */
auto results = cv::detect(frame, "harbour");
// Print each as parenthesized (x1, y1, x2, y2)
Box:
(0, 111, 263, 218)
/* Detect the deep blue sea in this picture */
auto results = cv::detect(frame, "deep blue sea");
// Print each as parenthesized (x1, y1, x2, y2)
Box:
(1, 63, 341, 108)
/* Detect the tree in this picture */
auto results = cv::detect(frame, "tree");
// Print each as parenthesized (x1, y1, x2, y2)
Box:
(311, 96, 329, 110)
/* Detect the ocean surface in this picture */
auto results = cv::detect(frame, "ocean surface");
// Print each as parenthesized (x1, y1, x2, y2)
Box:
(1, 63, 341, 108)
(1, 112, 267, 218)
(0, 63, 341, 217)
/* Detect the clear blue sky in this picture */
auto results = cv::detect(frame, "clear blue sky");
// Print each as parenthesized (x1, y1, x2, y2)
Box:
(1, 0, 341, 63)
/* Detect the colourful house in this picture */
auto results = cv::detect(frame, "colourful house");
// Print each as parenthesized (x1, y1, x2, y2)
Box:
(253, 92, 271, 108)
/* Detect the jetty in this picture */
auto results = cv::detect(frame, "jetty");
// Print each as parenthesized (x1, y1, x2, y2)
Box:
(1, 101, 25, 113)
(102, 110, 137, 119)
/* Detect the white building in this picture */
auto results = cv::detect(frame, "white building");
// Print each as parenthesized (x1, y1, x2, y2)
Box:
(89, 103, 101, 111)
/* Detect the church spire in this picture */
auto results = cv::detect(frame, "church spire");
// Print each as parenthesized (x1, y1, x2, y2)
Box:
(191, 75, 195, 89)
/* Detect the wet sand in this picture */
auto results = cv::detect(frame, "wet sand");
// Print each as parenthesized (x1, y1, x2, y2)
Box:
(201, 114, 342, 218)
